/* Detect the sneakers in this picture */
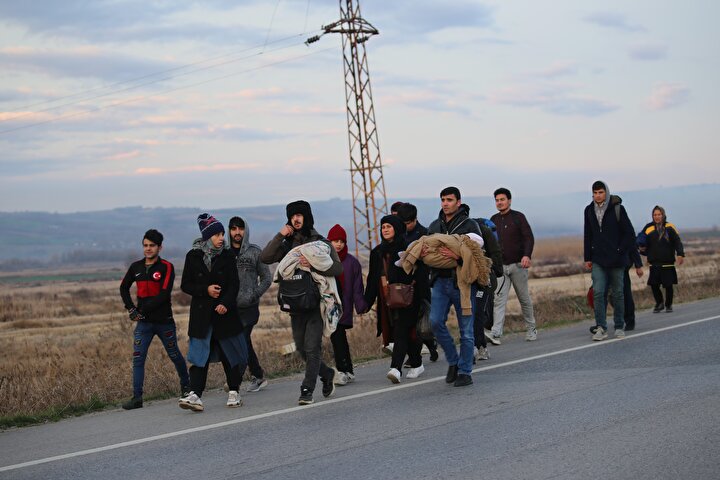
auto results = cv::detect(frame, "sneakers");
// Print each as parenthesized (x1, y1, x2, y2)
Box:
(406, 364, 425, 379)
(665, 306, 673, 313)
(592, 327, 608, 341)
(333, 369, 348, 386)
(614, 329, 625, 339)
(322, 370, 336, 397)
(526, 328, 537, 342)
(298, 387, 314, 405)
(485, 329, 502, 345)
(475, 346, 489, 361)
(653, 303, 664, 313)
(246, 377, 268, 393)
(345, 372, 355, 383)
(122, 396, 143, 410)
(382, 343, 394, 355)
(386, 368, 401, 384)
(181, 383, 191, 397)
(454, 374, 473, 387)
(445, 365, 458, 384)
(226, 390, 242, 407)
(589, 325, 598, 334)
(420, 344, 430, 355)
(178, 391, 204, 412)
(429, 347, 439, 362)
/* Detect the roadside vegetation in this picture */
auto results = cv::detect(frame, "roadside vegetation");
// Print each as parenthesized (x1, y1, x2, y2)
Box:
(1, 232, 718, 428)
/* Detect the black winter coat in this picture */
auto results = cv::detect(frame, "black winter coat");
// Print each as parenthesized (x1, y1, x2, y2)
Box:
(181, 248, 242, 340)
(583, 201, 636, 268)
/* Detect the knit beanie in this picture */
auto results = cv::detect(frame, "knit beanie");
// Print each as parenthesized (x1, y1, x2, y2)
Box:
(228, 216, 245, 229)
(285, 200, 314, 230)
(380, 214, 406, 238)
(327, 224, 347, 243)
(197, 213, 224, 241)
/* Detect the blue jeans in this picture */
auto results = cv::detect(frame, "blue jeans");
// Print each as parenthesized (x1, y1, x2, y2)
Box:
(591, 264, 625, 330)
(132, 321, 189, 398)
(429, 277, 476, 375)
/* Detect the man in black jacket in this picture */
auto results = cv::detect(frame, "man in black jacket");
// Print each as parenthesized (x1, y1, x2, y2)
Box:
(423, 187, 481, 387)
(119, 229, 189, 410)
(584, 181, 637, 341)
(261, 200, 343, 405)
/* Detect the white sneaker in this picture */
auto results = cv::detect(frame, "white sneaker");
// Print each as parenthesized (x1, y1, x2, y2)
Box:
(382, 343, 394, 355)
(246, 377, 268, 392)
(406, 364, 425, 379)
(615, 329, 625, 339)
(592, 327, 608, 341)
(526, 328, 537, 341)
(178, 391, 204, 412)
(485, 329, 502, 345)
(475, 346, 489, 361)
(333, 369, 348, 386)
(420, 344, 430, 355)
(386, 368, 401, 384)
(226, 390, 242, 408)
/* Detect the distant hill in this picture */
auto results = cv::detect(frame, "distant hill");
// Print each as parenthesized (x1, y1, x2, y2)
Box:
(1, 184, 718, 267)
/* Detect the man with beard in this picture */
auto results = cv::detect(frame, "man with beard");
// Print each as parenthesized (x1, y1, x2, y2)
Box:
(261, 200, 343, 405)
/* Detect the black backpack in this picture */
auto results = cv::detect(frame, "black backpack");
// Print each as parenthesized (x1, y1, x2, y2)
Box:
(277, 268, 321, 313)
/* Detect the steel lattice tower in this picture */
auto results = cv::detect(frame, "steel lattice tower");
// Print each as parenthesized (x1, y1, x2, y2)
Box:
(307, 0, 387, 259)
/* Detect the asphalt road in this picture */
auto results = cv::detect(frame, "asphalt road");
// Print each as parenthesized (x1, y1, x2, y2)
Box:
(2, 298, 719, 480)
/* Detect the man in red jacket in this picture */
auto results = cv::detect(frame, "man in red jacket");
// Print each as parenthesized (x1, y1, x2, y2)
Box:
(119, 229, 190, 410)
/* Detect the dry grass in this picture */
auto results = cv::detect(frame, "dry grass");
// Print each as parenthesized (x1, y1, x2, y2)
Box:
(1, 233, 718, 422)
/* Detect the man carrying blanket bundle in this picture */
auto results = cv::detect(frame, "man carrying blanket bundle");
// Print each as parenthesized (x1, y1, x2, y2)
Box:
(261, 200, 343, 405)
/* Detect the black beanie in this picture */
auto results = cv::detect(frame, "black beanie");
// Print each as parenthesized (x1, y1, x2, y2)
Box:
(286, 200, 314, 230)
(380, 214, 406, 238)
(228, 216, 245, 229)
(197, 213, 224, 241)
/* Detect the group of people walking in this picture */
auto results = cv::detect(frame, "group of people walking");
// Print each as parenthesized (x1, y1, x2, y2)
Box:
(118, 181, 684, 410)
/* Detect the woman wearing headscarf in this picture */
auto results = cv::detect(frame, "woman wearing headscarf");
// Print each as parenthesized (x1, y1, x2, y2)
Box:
(178, 213, 247, 412)
(364, 215, 430, 383)
(637, 206, 685, 313)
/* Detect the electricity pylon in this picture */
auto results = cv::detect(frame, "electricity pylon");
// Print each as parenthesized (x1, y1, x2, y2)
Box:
(306, 0, 387, 260)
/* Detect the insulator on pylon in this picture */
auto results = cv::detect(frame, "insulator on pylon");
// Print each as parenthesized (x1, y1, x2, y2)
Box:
(305, 35, 321, 46)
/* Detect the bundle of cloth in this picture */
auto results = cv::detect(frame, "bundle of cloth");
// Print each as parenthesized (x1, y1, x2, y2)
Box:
(398, 233, 492, 316)
(274, 240, 342, 337)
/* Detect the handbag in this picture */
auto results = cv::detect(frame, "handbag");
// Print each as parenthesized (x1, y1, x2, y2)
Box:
(381, 257, 414, 309)
(416, 299, 433, 340)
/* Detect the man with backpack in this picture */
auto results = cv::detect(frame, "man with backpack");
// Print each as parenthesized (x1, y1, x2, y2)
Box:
(260, 200, 343, 405)
(489, 187, 537, 343)
(584, 181, 637, 341)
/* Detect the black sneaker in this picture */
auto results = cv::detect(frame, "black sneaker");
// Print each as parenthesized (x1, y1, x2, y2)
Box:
(122, 396, 143, 410)
(429, 346, 439, 362)
(653, 304, 664, 313)
(624, 322, 635, 331)
(589, 325, 599, 334)
(298, 387, 314, 405)
(322, 370, 336, 398)
(445, 365, 458, 384)
(665, 306, 673, 313)
(454, 374, 473, 387)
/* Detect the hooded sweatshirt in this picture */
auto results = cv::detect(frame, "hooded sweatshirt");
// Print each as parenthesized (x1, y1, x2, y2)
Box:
(583, 182, 637, 268)
(227, 216, 272, 311)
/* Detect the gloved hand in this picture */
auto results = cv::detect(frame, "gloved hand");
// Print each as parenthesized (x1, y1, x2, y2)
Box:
(128, 307, 145, 322)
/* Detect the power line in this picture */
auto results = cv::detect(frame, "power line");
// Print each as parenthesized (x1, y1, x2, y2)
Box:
(0, 45, 336, 136)
(3, 30, 320, 122)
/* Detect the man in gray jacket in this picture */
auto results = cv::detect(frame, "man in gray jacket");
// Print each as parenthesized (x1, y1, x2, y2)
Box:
(228, 216, 272, 392)
(261, 200, 343, 405)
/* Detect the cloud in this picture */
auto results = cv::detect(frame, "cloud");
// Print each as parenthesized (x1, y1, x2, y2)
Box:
(645, 83, 690, 110)
(489, 84, 619, 117)
(628, 42, 668, 61)
(133, 162, 263, 176)
(0, 46, 177, 82)
(583, 12, 645, 32)
(523, 61, 578, 79)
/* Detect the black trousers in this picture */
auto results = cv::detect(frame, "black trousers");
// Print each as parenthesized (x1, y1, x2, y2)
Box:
(390, 314, 422, 371)
(291, 308, 334, 392)
(474, 286, 493, 348)
(651, 284, 674, 308)
(189, 338, 243, 396)
(242, 324, 264, 379)
(331, 324, 353, 374)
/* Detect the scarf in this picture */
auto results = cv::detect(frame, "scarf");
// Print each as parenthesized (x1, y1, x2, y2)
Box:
(192, 237, 224, 271)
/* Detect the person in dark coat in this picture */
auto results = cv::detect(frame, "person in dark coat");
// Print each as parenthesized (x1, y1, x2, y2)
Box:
(327, 224, 369, 385)
(583, 181, 637, 341)
(637, 205, 685, 313)
(178, 214, 247, 412)
(365, 215, 430, 383)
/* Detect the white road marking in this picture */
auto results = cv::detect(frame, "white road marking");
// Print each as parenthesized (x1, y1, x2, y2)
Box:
(2, 313, 719, 472)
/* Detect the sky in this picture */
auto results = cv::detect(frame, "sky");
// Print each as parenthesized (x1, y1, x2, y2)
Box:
(1, 0, 718, 213)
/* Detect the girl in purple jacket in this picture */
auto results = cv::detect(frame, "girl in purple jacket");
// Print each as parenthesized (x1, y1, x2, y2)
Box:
(327, 224, 369, 385)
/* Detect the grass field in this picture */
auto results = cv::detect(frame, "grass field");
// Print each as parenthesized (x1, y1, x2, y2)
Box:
(1, 233, 718, 426)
